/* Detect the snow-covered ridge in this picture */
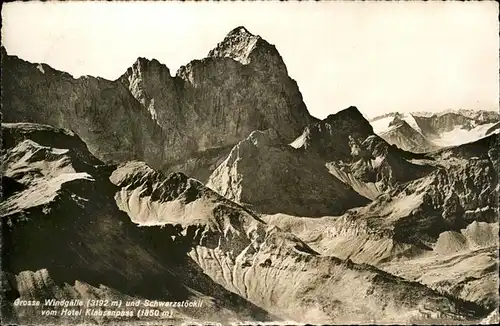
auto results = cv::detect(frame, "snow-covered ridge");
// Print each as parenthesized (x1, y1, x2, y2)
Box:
(370, 112, 422, 135)
(430, 122, 498, 147)
(369, 110, 499, 152)
(413, 109, 499, 119)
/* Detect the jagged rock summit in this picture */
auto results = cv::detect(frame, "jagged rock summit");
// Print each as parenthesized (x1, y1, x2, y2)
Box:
(207, 128, 370, 217)
(291, 106, 374, 160)
(1, 122, 275, 324)
(291, 106, 435, 199)
(209, 26, 263, 63)
(2, 26, 316, 181)
(208, 26, 286, 71)
(3, 25, 498, 324)
(383, 115, 440, 153)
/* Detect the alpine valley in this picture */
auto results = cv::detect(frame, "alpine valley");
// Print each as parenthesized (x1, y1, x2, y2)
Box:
(1, 27, 498, 325)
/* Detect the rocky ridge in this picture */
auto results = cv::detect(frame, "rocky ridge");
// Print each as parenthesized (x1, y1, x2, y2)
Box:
(380, 114, 440, 153)
(262, 134, 499, 309)
(110, 145, 486, 324)
(0, 123, 273, 325)
(2, 26, 317, 181)
(1, 123, 489, 324)
(370, 110, 499, 153)
(2, 25, 498, 325)
(292, 106, 435, 199)
(206, 129, 370, 217)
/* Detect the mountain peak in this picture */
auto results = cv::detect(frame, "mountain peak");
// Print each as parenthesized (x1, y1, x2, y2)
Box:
(389, 114, 406, 127)
(324, 106, 371, 129)
(226, 26, 254, 37)
(292, 106, 376, 161)
(207, 26, 284, 67)
(129, 57, 170, 74)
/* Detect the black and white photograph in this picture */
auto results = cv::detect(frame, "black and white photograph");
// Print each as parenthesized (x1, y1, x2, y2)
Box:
(1, 1, 499, 325)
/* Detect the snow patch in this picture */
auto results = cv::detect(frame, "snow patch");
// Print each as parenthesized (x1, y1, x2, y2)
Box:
(370, 156, 384, 168)
(370, 113, 422, 135)
(290, 129, 308, 149)
(370, 116, 394, 134)
(36, 64, 45, 74)
(430, 122, 497, 147)
(401, 113, 423, 134)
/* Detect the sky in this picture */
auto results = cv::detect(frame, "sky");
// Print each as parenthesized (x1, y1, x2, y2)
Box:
(2, 1, 499, 119)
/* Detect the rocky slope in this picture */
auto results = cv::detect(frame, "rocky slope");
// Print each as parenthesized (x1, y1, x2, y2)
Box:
(374, 113, 440, 153)
(1, 123, 488, 324)
(0, 123, 273, 325)
(269, 133, 499, 259)
(262, 134, 499, 309)
(370, 110, 499, 153)
(2, 26, 316, 181)
(111, 152, 486, 324)
(2, 24, 498, 325)
(206, 129, 369, 217)
(1, 48, 164, 166)
(291, 106, 435, 199)
(383, 223, 499, 310)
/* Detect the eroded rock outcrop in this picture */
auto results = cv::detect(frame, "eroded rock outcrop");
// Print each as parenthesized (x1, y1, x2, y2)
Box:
(292, 106, 435, 199)
(262, 135, 499, 309)
(206, 129, 369, 217)
(1, 27, 316, 181)
(380, 115, 440, 153)
(1, 122, 491, 324)
(110, 154, 486, 324)
(0, 123, 273, 325)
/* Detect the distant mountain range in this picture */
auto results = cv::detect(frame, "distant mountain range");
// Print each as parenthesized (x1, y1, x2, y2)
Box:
(370, 110, 499, 153)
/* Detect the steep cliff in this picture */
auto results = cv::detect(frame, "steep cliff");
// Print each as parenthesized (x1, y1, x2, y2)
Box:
(292, 106, 434, 198)
(1, 122, 491, 324)
(0, 123, 273, 325)
(378, 115, 440, 153)
(1, 48, 164, 166)
(206, 129, 369, 217)
(2, 26, 316, 180)
(263, 135, 499, 309)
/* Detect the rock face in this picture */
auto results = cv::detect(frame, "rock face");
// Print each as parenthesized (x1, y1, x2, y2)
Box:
(1, 123, 488, 324)
(292, 106, 375, 161)
(206, 129, 370, 217)
(263, 134, 499, 310)
(2, 26, 316, 180)
(292, 106, 435, 199)
(266, 109, 498, 311)
(370, 110, 499, 153)
(415, 110, 499, 135)
(2, 25, 498, 325)
(379, 114, 440, 153)
(110, 148, 485, 324)
(1, 49, 164, 166)
(0, 123, 274, 325)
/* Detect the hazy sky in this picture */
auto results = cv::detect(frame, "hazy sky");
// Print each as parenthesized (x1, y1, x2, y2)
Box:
(2, 1, 498, 119)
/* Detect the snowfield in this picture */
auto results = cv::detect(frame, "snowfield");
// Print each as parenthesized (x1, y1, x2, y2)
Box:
(430, 122, 498, 147)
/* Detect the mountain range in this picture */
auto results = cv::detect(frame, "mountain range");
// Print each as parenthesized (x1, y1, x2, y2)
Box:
(2, 26, 315, 182)
(370, 110, 499, 153)
(1, 26, 498, 325)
